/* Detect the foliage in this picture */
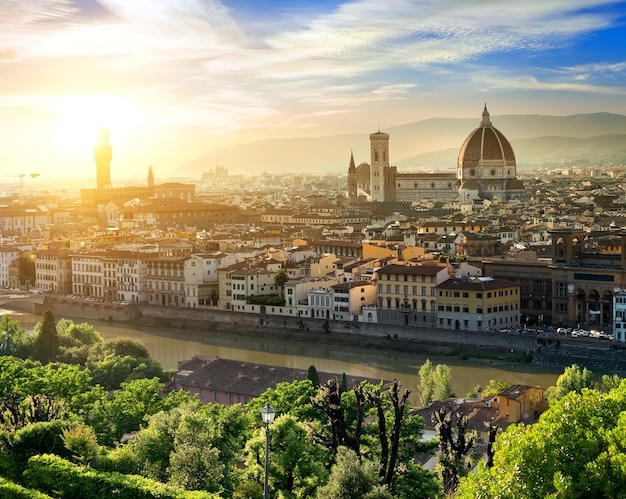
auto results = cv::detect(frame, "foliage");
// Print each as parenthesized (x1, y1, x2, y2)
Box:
(432, 408, 477, 496)
(90, 337, 151, 360)
(418, 360, 453, 406)
(544, 363, 594, 403)
(56, 319, 103, 346)
(274, 269, 289, 288)
(0, 477, 53, 499)
(23, 454, 218, 499)
(242, 414, 329, 498)
(62, 424, 99, 465)
(0, 315, 27, 357)
(315, 446, 392, 499)
(31, 310, 59, 364)
(418, 360, 434, 407)
(307, 365, 320, 387)
(247, 379, 323, 426)
(311, 378, 367, 457)
(8, 420, 75, 476)
(103, 399, 248, 493)
(481, 379, 509, 398)
(106, 377, 186, 443)
(88, 354, 166, 392)
(456, 380, 626, 498)
(246, 294, 286, 306)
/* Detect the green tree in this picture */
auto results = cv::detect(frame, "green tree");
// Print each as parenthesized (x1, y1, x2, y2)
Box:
(544, 363, 594, 403)
(456, 380, 626, 498)
(168, 412, 224, 492)
(315, 446, 392, 499)
(31, 310, 60, 364)
(247, 379, 322, 425)
(88, 354, 165, 391)
(57, 319, 103, 346)
(62, 424, 99, 465)
(274, 268, 289, 289)
(89, 337, 150, 360)
(242, 415, 329, 497)
(0, 315, 27, 357)
(418, 360, 434, 406)
(432, 364, 453, 401)
(307, 365, 320, 388)
(106, 377, 180, 442)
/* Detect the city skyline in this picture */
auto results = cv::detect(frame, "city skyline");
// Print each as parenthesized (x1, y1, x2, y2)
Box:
(1, 0, 625, 180)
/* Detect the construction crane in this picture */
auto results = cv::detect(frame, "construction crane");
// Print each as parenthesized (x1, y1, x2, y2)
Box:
(17, 173, 40, 204)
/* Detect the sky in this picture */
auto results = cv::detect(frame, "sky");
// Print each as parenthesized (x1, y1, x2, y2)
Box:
(1, 0, 626, 182)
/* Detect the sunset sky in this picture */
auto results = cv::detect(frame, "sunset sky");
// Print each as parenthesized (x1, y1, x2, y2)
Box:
(1, 0, 625, 181)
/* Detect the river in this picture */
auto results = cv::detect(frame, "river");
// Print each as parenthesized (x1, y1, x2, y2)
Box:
(4, 308, 563, 401)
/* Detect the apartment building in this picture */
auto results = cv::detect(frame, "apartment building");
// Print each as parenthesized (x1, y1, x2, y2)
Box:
(436, 276, 521, 332)
(376, 262, 450, 327)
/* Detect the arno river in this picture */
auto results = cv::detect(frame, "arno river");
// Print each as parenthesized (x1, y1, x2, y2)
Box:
(5, 308, 563, 402)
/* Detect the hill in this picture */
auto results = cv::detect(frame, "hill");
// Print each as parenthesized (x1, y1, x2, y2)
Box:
(184, 112, 626, 175)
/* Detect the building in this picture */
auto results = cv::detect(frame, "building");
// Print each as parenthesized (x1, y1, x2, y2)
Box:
(613, 290, 626, 342)
(174, 355, 382, 406)
(348, 106, 526, 204)
(436, 275, 521, 332)
(375, 261, 450, 326)
(330, 280, 377, 322)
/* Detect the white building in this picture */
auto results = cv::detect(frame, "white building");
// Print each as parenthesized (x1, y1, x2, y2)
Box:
(613, 290, 626, 342)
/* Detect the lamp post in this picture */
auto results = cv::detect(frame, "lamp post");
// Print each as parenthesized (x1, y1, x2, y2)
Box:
(260, 402, 276, 499)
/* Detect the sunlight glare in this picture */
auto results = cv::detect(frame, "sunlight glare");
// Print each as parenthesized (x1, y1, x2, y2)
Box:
(53, 94, 141, 162)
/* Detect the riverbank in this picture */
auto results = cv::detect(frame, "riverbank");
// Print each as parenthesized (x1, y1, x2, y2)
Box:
(12, 294, 626, 375)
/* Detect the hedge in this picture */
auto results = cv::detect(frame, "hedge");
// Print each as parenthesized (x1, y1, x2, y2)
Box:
(23, 454, 218, 499)
(0, 477, 53, 498)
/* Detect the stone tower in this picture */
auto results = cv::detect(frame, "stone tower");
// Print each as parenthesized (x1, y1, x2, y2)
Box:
(347, 150, 357, 205)
(370, 129, 389, 202)
(94, 127, 112, 191)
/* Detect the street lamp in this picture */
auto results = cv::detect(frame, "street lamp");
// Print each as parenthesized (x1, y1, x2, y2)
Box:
(260, 402, 276, 499)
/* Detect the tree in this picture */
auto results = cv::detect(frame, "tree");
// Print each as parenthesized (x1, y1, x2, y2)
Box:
(366, 380, 411, 486)
(544, 363, 594, 403)
(315, 446, 392, 499)
(0, 315, 27, 357)
(432, 364, 453, 401)
(307, 365, 320, 387)
(31, 310, 60, 364)
(274, 269, 289, 289)
(62, 425, 99, 465)
(432, 407, 477, 496)
(456, 380, 626, 498)
(418, 360, 434, 407)
(311, 378, 367, 457)
(418, 360, 453, 406)
(56, 319, 103, 346)
(242, 415, 328, 497)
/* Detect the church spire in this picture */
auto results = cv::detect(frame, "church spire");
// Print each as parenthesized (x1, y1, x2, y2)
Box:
(348, 149, 356, 173)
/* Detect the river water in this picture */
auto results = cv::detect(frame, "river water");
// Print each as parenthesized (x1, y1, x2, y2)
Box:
(4, 308, 563, 401)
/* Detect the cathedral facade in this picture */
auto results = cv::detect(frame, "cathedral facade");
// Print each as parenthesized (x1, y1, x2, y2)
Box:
(348, 106, 526, 204)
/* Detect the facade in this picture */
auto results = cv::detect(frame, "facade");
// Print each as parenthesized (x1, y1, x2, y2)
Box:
(376, 262, 449, 326)
(34, 248, 71, 293)
(71, 253, 104, 298)
(0, 246, 20, 288)
(436, 276, 521, 332)
(330, 280, 377, 322)
(613, 290, 626, 342)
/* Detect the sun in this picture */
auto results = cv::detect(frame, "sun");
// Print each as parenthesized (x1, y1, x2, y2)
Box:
(52, 94, 141, 164)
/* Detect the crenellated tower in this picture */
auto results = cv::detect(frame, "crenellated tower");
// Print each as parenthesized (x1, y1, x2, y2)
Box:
(347, 150, 357, 204)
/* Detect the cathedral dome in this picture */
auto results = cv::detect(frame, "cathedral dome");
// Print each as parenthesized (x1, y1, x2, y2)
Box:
(457, 106, 515, 168)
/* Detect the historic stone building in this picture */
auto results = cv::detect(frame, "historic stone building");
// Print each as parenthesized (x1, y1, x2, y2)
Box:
(348, 106, 526, 204)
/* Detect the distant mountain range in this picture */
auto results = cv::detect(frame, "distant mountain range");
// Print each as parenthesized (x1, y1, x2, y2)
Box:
(184, 112, 626, 176)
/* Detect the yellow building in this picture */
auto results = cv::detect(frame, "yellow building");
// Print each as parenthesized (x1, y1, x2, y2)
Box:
(436, 276, 520, 332)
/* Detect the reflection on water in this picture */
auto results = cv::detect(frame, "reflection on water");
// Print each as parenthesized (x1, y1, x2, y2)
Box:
(4, 309, 562, 400)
